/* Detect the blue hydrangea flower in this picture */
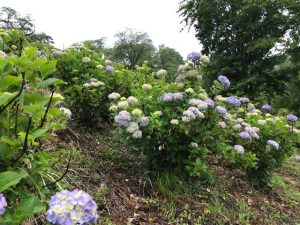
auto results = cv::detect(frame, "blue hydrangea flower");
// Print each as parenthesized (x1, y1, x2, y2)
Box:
(137, 116, 150, 127)
(106, 65, 114, 73)
(226, 96, 241, 107)
(161, 92, 186, 102)
(204, 99, 215, 108)
(114, 111, 131, 127)
(234, 145, 245, 154)
(217, 75, 230, 89)
(286, 114, 298, 122)
(0, 193, 7, 215)
(161, 92, 174, 102)
(187, 52, 202, 62)
(267, 140, 279, 150)
(215, 106, 227, 116)
(239, 132, 252, 141)
(262, 104, 271, 111)
(46, 190, 98, 225)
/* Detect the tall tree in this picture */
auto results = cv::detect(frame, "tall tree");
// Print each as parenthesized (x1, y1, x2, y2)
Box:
(151, 45, 184, 81)
(112, 29, 155, 70)
(82, 38, 106, 52)
(179, 0, 300, 99)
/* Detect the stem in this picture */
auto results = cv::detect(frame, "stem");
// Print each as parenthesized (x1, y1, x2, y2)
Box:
(43, 154, 72, 187)
(39, 89, 55, 128)
(14, 104, 19, 136)
(0, 72, 25, 114)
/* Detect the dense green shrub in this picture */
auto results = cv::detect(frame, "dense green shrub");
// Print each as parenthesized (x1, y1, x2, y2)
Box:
(0, 44, 68, 224)
(109, 56, 299, 183)
(55, 45, 135, 127)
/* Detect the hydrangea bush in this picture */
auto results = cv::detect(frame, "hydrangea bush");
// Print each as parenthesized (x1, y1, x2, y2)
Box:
(0, 42, 70, 223)
(110, 53, 299, 183)
(55, 45, 135, 127)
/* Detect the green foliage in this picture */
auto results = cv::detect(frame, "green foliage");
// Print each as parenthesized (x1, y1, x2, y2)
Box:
(0, 42, 67, 223)
(55, 45, 135, 127)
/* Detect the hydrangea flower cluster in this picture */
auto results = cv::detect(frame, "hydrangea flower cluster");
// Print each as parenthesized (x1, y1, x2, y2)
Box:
(0, 193, 7, 216)
(105, 59, 112, 65)
(106, 65, 114, 73)
(187, 52, 202, 62)
(267, 140, 279, 150)
(215, 106, 227, 116)
(83, 78, 105, 88)
(200, 55, 210, 63)
(161, 92, 186, 102)
(226, 96, 241, 107)
(204, 99, 215, 108)
(142, 83, 152, 90)
(52, 50, 63, 58)
(157, 69, 167, 78)
(0, 50, 7, 58)
(82, 57, 91, 63)
(286, 114, 298, 122)
(96, 64, 103, 69)
(108, 92, 121, 100)
(182, 107, 205, 122)
(175, 75, 185, 83)
(178, 64, 187, 72)
(59, 107, 72, 119)
(127, 96, 138, 105)
(46, 190, 98, 225)
(262, 104, 272, 111)
(239, 97, 250, 103)
(114, 111, 131, 127)
(217, 75, 230, 89)
(239, 131, 252, 141)
(234, 145, 245, 154)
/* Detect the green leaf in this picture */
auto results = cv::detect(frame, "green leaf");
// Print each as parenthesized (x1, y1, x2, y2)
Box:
(31, 128, 47, 140)
(37, 78, 65, 88)
(39, 61, 57, 78)
(0, 75, 22, 90)
(0, 170, 28, 192)
(15, 195, 42, 221)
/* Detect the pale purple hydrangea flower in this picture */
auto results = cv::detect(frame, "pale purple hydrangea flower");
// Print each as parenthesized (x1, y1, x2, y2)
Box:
(186, 107, 205, 119)
(52, 50, 63, 58)
(262, 104, 271, 111)
(187, 52, 202, 62)
(46, 190, 98, 225)
(218, 121, 226, 128)
(234, 145, 245, 154)
(217, 75, 230, 89)
(239, 97, 250, 103)
(239, 132, 252, 141)
(188, 98, 202, 106)
(133, 130, 142, 138)
(137, 116, 150, 127)
(0, 193, 7, 215)
(267, 140, 279, 150)
(105, 59, 112, 65)
(161, 92, 173, 102)
(178, 64, 186, 72)
(204, 99, 214, 108)
(233, 124, 242, 130)
(161, 92, 186, 102)
(245, 126, 260, 139)
(226, 96, 241, 107)
(215, 106, 227, 116)
(175, 75, 185, 82)
(106, 65, 114, 73)
(108, 92, 121, 100)
(114, 111, 131, 127)
(286, 114, 298, 122)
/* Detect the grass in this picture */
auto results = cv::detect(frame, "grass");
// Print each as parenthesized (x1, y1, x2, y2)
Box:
(48, 124, 300, 225)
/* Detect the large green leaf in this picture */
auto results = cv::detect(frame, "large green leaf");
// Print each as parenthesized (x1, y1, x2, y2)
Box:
(0, 75, 22, 90)
(0, 170, 28, 192)
(15, 195, 42, 221)
(39, 61, 57, 78)
(37, 78, 65, 88)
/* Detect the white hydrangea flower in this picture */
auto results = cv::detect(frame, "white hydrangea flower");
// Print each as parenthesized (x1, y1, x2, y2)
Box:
(233, 124, 242, 130)
(197, 102, 208, 110)
(60, 107, 72, 119)
(182, 116, 191, 123)
(109, 105, 118, 111)
(132, 109, 142, 117)
(105, 59, 112, 65)
(108, 92, 121, 100)
(142, 83, 152, 90)
(157, 69, 167, 78)
(185, 88, 194, 94)
(126, 122, 139, 133)
(117, 101, 129, 109)
(132, 130, 142, 138)
(127, 96, 138, 105)
(234, 145, 245, 154)
(83, 83, 91, 88)
(170, 119, 179, 125)
(191, 142, 198, 148)
(0, 50, 7, 58)
(218, 121, 226, 128)
(258, 120, 267, 125)
(82, 57, 91, 63)
(96, 64, 103, 69)
(200, 55, 210, 63)
(153, 111, 163, 117)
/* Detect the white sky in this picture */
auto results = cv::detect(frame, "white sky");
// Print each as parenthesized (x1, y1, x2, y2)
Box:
(1, 0, 202, 58)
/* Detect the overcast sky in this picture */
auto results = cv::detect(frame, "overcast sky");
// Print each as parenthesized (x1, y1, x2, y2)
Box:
(1, 0, 202, 58)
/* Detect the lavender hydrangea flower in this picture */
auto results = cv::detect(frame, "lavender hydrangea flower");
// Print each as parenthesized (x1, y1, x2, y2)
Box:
(234, 145, 245, 154)
(0, 193, 7, 215)
(175, 75, 185, 83)
(106, 65, 114, 73)
(204, 99, 215, 108)
(172, 92, 186, 101)
(262, 104, 271, 111)
(137, 116, 150, 127)
(186, 107, 205, 119)
(215, 106, 227, 116)
(52, 50, 63, 58)
(187, 52, 202, 62)
(239, 97, 250, 103)
(286, 114, 298, 122)
(161, 92, 173, 102)
(226, 96, 241, 107)
(105, 59, 112, 65)
(267, 140, 279, 150)
(114, 111, 131, 127)
(239, 132, 252, 141)
(188, 98, 202, 106)
(217, 75, 230, 89)
(46, 190, 98, 225)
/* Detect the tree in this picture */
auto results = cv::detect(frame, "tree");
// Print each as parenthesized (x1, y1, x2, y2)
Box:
(179, 0, 300, 100)
(0, 7, 35, 35)
(151, 45, 183, 81)
(29, 32, 54, 44)
(82, 38, 106, 52)
(112, 29, 155, 70)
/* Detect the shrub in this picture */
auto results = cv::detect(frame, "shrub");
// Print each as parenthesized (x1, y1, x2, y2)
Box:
(55, 45, 135, 127)
(0, 45, 69, 224)
(110, 55, 299, 184)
